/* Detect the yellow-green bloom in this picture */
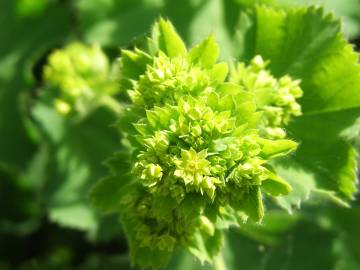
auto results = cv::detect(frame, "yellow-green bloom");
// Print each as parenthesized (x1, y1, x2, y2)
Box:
(44, 42, 118, 116)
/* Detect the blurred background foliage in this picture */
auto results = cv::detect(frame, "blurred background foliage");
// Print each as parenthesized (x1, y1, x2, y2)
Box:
(0, 0, 360, 269)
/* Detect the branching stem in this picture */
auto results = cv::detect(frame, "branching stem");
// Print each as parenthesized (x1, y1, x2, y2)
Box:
(101, 95, 123, 114)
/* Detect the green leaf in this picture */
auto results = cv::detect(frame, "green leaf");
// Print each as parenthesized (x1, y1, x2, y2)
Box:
(275, 0, 360, 39)
(75, 0, 251, 60)
(151, 195, 177, 219)
(131, 246, 173, 269)
(49, 203, 97, 232)
(210, 62, 229, 83)
(310, 189, 350, 208)
(273, 135, 357, 212)
(165, 248, 212, 270)
(75, 0, 163, 47)
(90, 176, 125, 214)
(120, 48, 152, 82)
(32, 101, 119, 234)
(223, 218, 337, 270)
(282, 109, 359, 205)
(187, 229, 224, 264)
(233, 186, 264, 222)
(230, 204, 359, 270)
(273, 161, 316, 212)
(259, 138, 298, 159)
(0, 1, 71, 170)
(189, 34, 220, 68)
(293, 138, 357, 200)
(254, 5, 360, 115)
(178, 194, 206, 220)
(0, 165, 41, 236)
(184, 0, 252, 60)
(120, 200, 174, 269)
(235, 211, 299, 245)
(262, 173, 292, 196)
(149, 18, 187, 57)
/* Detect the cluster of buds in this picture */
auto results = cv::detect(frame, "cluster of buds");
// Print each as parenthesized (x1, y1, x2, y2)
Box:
(43, 42, 118, 116)
(114, 19, 299, 268)
(230, 55, 303, 138)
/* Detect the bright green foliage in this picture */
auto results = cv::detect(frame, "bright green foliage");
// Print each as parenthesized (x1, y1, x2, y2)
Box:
(245, 5, 360, 210)
(92, 18, 298, 268)
(0, 0, 71, 170)
(31, 102, 121, 234)
(3, 0, 360, 269)
(235, 0, 360, 39)
(276, 0, 360, 39)
(230, 55, 303, 138)
(43, 42, 118, 116)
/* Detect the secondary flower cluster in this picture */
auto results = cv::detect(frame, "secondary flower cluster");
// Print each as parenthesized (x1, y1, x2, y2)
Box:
(113, 19, 301, 268)
(43, 42, 117, 116)
(230, 55, 303, 138)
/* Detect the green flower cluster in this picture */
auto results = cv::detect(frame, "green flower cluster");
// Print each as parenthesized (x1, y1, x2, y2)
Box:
(107, 19, 299, 268)
(230, 55, 303, 138)
(128, 52, 217, 108)
(43, 42, 118, 116)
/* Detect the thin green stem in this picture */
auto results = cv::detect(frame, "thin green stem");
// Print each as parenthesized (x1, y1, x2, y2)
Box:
(213, 252, 227, 270)
(101, 95, 123, 114)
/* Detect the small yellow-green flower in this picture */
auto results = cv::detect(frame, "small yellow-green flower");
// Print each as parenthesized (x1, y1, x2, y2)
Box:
(174, 148, 211, 187)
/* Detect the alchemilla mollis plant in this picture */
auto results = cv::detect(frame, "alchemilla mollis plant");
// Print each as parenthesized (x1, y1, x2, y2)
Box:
(90, 19, 303, 268)
(34, 4, 360, 270)
(3, 0, 360, 268)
